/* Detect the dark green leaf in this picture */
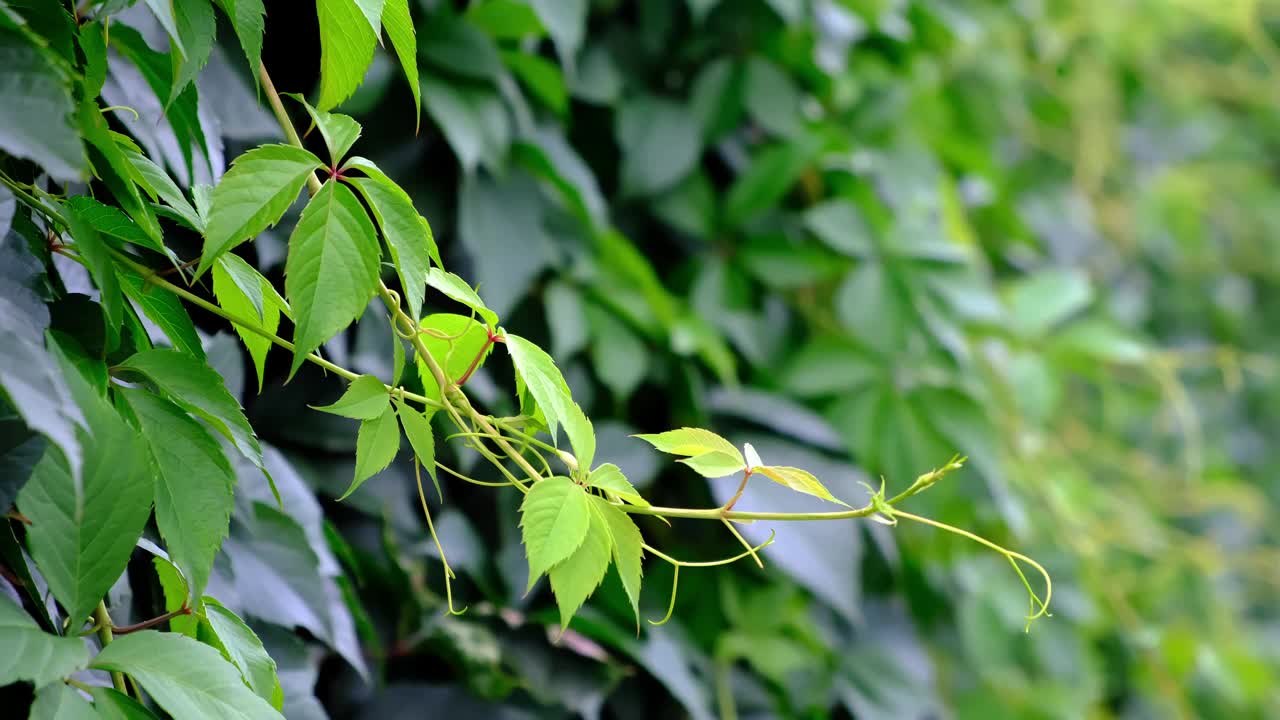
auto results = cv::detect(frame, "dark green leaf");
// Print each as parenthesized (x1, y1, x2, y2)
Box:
(724, 136, 821, 228)
(64, 201, 123, 348)
(213, 0, 266, 79)
(616, 96, 701, 196)
(119, 266, 206, 360)
(395, 398, 437, 491)
(420, 71, 510, 173)
(170, 0, 216, 103)
(316, 0, 378, 111)
(0, 27, 84, 181)
(345, 160, 436, 320)
(381, 0, 421, 129)
(529, 0, 585, 66)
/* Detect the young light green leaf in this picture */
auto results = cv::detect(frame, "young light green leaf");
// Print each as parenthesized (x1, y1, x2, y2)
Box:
(151, 554, 196, 637)
(91, 631, 285, 720)
(64, 202, 123, 347)
(213, 0, 266, 79)
(198, 144, 325, 277)
(170, 0, 216, 104)
(680, 451, 747, 478)
(285, 93, 361, 165)
(116, 349, 269, 482)
(119, 266, 206, 360)
(316, 0, 378, 111)
(122, 387, 235, 599)
(753, 465, 849, 506)
(348, 171, 434, 321)
(394, 398, 438, 493)
(548, 499, 612, 629)
(586, 463, 649, 507)
(381, 0, 420, 130)
(414, 313, 492, 403)
(211, 255, 283, 391)
(591, 496, 644, 629)
(342, 404, 400, 500)
(0, 593, 89, 687)
(17, 422, 153, 628)
(311, 374, 389, 420)
(203, 598, 285, 710)
(426, 268, 498, 327)
(284, 180, 382, 377)
(634, 427, 742, 461)
(31, 682, 99, 720)
(505, 333, 595, 470)
(519, 476, 591, 588)
(743, 442, 763, 470)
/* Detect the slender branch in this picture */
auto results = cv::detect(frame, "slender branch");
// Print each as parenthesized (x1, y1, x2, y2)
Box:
(257, 64, 324, 196)
(457, 332, 496, 385)
(112, 605, 192, 634)
(720, 469, 751, 513)
(92, 602, 127, 693)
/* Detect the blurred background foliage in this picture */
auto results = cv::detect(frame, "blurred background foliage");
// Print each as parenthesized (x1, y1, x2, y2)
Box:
(17, 0, 1280, 717)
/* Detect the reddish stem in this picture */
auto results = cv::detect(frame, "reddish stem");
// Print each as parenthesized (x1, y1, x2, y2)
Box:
(113, 605, 192, 634)
(457, 329, 499, 386)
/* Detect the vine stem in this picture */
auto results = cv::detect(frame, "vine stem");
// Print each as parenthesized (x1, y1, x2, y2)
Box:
(92, 601, 127, 693)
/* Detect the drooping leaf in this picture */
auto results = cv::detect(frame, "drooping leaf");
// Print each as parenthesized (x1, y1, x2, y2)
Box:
(395, 398, 437, 491)
(170, 0, 216, 104)
(342, 403, 400, 499)
(591, 496, 644, 628)
(284, 180, 381, 377)
(528, 0, 586, 67)
(519, 476, 591, 588)
(505, 333, 595, 469)
(585, 463, 648, 507)
(425, 268, 497, 327)
(122, 387, 235, 599)
(211, 255, 284, 391)
(502, 50, 567, 115)
(64, 201, 123, 347)
(311, 374, 389, 420)
(345, 161, 436, 320)
(203, 598, 285, 710)
(199, 144, 324, 276)
(91, 630, 285, 720)
(285, 93, 361, 165)
(724, 136, 821, 228)
(0, 27, 85, 182)
(548, 499, 612, 628)
(316, 0, 378, 111)
(30, 682, 98, 720)
(118, 266, 206, 360)
(17, 394, 153, 628)
(616, 95, 701, 196)
(78, 105, 163, 243)
(585, 302, 647, 401)
(419, 71, 510, 173)
(0, 593, 88, 687)
(380, 0, 420, 129)
(123, 146, 204, 232)
(143, 0, 186, 54)
(753, 465, 848, 506)
(116, 349, 268, 480)
(213, 0, 266, 79)
(65, 196, 171, 263)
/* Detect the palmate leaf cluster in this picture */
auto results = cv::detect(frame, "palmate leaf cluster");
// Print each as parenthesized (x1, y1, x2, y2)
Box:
(1, 1, 1278, 719)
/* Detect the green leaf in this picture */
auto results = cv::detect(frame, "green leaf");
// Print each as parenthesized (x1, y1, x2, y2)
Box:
(0, 593, 88, 687)
(724, 136, 821, 228)
(116, 349, 268, 481)
(395, 398, 438, 492)
(285, 93, 361, 165)
(213, 0, 265, 79)
(316, 0, 378, 111)
(66, 196, 175, 263)
(528, 0, 585, 66)
(803, 200, 874, 257)
(585, 463, 649, 507)
(30, 682, 98, 720)
(119, 266, 206, 360)
(585, 302, 647, 401)
(284, 180, 382, 376)
(548, 499, 612, 629)
(199, 144, 325, 277)
(91, 630, 285, 720)
(744, 56, 803, 139)
(519, 476, 591, 588)
(413, 313, 492, 403)
(211, 255, 283, 391)
(634, 427, 745, 478)
(311, 374, 389, 420)
(64, 202, 123, 348)
(0, 27, 85, 181)
(680, 451, 748, 478)
(203, 598, 285, 710)
(616, 95, 701, 196)
(505, 333, 595, 470)
(1003, 268, 1093, 337)
(468, 0, 545, 39)
(350, 0, 386, 32)
(502, 51, 567, 115)
(380, 0, 420, 130)
(420, 70, 510, 173)
(150, 553, 196, 636)
(591, 496, 644, 629)
(170, 0, 216, 104)
(753, 465, 848, 506)
(122, 147, 203, 232)
(122, 388, 235, 599)
(417, 12, 503, 80)
(342, 403, 400, 499)
(543, 281, 589, 359)
(90, 686, 161, 719)
(345, 161, 437, 320)
(17, 414, 152, 628)
(143, 0, 186, 55)
(425, 267, 498, 327)
(78, 19, 108, 101)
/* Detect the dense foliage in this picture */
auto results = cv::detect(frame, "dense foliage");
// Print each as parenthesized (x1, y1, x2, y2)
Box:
(1, 0, 1277, 718)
